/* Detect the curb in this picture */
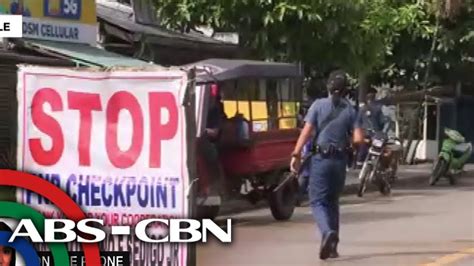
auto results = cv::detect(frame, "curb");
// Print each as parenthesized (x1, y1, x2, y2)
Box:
(218, 168, 432, 216)
(342, 172, 429, 195)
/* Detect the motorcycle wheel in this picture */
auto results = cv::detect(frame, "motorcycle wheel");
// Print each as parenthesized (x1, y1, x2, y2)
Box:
(389, 156, 399, 184)
(430, 158, 448, 186)
(357, 163, 372, 197)
(378, 180, 391, 196)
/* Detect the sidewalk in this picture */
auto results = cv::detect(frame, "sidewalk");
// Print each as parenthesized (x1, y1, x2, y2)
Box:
(219, 163, 435, 216)
(344, 163, 433, 191)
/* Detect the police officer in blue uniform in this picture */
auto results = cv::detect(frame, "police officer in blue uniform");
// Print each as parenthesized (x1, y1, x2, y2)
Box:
(290, 70, 364, 260)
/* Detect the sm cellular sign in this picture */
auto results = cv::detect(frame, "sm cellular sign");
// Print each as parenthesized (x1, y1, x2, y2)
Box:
(16, 66, 191, 266)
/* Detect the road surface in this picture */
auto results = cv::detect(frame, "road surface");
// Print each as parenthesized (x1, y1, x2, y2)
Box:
(197, 171, 474, 266)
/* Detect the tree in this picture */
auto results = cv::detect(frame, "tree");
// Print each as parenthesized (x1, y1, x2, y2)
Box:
(377, 0, 473, 90)
(374, 0, 474, 145)
(152, 0, 441, 100)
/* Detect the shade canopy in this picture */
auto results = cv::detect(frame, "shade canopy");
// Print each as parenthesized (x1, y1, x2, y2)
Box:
(22, 39, 151, 67)
(184, 58, 302, 83)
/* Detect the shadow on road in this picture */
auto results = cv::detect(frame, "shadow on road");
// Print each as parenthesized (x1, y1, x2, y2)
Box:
(341, 211, 428, 224)
(216, 209, 426, 228)
(217, 172, 474, 222)
(329, 250, 454, 263)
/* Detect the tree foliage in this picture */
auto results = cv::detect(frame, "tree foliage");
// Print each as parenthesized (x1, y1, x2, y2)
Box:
(380, 0, 474, 89)
(153, 0, 473, 92)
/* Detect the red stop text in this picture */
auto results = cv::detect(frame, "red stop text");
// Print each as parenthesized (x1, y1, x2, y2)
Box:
(28, 88, 179, 169)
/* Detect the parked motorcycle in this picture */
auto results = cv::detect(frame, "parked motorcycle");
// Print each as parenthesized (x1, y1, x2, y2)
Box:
(357, 130, 402, 197)
(430, 128, 472, 186)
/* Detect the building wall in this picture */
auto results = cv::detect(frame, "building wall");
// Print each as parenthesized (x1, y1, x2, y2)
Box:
(414, 140, 439, 161)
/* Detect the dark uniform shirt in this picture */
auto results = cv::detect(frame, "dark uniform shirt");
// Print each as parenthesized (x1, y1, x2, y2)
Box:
(304, 97, 360, 147)
(206, 102, 227, 141)
(358, 101, 385, 133)
(207, 102, 225, 130)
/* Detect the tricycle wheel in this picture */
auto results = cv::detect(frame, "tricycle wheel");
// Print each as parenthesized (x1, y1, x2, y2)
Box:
(269, 172, 298, 221)
(196, 205, 220, 220)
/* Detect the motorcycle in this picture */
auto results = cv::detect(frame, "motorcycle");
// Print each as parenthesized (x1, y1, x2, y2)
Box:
(357, 130, 402, 197)
(430, 128, 472, 186)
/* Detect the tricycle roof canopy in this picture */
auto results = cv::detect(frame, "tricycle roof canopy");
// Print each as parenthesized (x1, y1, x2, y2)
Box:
(184, 58, 301, 83)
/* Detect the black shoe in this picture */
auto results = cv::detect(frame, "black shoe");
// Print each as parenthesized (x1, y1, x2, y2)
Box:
(329, 250, 339, 258)
(319, 232, 337, 260)
(329, 236, 339, 258)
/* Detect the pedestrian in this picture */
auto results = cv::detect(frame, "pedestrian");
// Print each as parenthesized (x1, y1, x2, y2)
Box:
(198, 85, 227, 197)
(290, 70, 364, 260)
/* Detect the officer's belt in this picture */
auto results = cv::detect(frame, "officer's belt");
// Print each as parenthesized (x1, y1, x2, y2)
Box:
(311, 143, 349, 157)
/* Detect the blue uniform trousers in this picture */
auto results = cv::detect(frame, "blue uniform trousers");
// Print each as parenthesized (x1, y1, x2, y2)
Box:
(308, 155, 347, 238)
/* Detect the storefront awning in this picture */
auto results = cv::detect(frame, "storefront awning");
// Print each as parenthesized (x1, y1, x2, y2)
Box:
(22, 39, 151, 67)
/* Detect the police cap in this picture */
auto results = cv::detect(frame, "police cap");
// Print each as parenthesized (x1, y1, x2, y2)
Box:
(327, 70, 348, 94)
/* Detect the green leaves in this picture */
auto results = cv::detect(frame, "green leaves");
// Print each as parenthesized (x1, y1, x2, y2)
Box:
(274, 3, 287, 21)
(152, 0, 472, 88)
(297, 9, 303, 19)
(263, 12, 273, 26)
(460, 31, 474, 43)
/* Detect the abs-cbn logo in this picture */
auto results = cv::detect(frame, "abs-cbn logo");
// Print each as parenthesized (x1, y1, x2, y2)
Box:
(0, 170, 229, 266)
(9, 218, 232, 243)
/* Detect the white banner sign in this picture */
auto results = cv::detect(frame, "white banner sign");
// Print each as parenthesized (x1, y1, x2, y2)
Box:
(16, 66, 190, 266)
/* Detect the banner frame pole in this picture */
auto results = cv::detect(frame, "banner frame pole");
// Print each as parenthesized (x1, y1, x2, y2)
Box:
(184, 68, 197, 266)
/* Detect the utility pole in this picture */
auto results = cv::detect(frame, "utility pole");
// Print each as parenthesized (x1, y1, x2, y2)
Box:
(421, 1, 441, 159)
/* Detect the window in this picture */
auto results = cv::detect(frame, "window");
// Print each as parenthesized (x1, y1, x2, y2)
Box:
(277, 79, 299, 129)
(220, 79, 270, 132)
(218, 78, 301, 132)
(249, 80, 268, 132)
(220, 80, 237, 118)
(233, 79, 254, 121)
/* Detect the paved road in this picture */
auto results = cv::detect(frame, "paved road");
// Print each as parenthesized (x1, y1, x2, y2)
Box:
(197, 170, 474, 266)
(219, 164, 434, 216)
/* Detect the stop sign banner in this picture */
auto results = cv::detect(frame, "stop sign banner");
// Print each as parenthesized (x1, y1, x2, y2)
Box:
(16, 65, 191, 266)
